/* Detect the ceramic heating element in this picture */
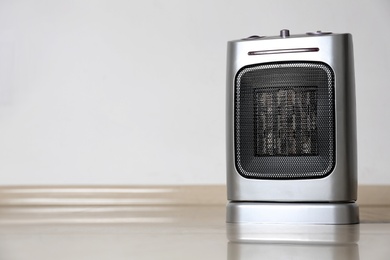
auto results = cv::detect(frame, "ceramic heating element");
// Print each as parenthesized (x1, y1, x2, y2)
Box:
(226, 29, 359, 225)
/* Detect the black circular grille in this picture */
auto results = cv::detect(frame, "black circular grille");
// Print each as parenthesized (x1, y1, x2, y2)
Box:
(234, 62, 335, 179)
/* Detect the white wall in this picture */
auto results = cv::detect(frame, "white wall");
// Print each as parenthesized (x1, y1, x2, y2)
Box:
(0, 0, 389, 185)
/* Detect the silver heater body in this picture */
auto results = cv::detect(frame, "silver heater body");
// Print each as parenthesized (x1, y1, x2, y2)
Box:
(226, 30, 359, 226)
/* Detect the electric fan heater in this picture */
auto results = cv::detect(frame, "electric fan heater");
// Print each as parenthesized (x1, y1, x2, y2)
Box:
(226, 30, 359, 225)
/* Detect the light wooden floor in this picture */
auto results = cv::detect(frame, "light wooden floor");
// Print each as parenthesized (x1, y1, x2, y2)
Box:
(0, 205, 388, 259)
(0, 185, 388, 259)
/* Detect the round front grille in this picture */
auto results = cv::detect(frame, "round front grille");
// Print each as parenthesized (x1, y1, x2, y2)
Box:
(234, 62, 335, 179)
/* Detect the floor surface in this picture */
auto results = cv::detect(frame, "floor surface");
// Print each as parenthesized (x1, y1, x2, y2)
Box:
(0, 205, 388, 259)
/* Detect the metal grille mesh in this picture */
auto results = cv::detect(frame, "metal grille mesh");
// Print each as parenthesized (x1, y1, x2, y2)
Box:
(255, 87, 318, 156)
(234, 62, 335, 179)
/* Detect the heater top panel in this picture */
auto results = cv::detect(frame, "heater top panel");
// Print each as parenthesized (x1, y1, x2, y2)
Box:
(226, 30, 352, 72)
(232, 29, 338, 42)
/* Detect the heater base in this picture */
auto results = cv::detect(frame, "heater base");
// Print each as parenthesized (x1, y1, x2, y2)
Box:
(226, 202, 359, 243)
(226, 201, 359, 225)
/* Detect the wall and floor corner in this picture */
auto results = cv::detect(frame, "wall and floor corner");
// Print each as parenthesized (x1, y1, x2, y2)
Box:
(0, 1, 389, 188)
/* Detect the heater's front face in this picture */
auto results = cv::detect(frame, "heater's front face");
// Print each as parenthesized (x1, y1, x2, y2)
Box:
(235, 62, 335, 180)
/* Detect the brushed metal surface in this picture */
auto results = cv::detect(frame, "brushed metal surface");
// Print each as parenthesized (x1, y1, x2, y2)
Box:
(226, 202, 359, 224)
(226, 32, 357, 202)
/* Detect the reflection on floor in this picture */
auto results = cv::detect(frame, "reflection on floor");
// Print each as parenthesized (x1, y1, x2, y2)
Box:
(0, 205, 388, 259)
